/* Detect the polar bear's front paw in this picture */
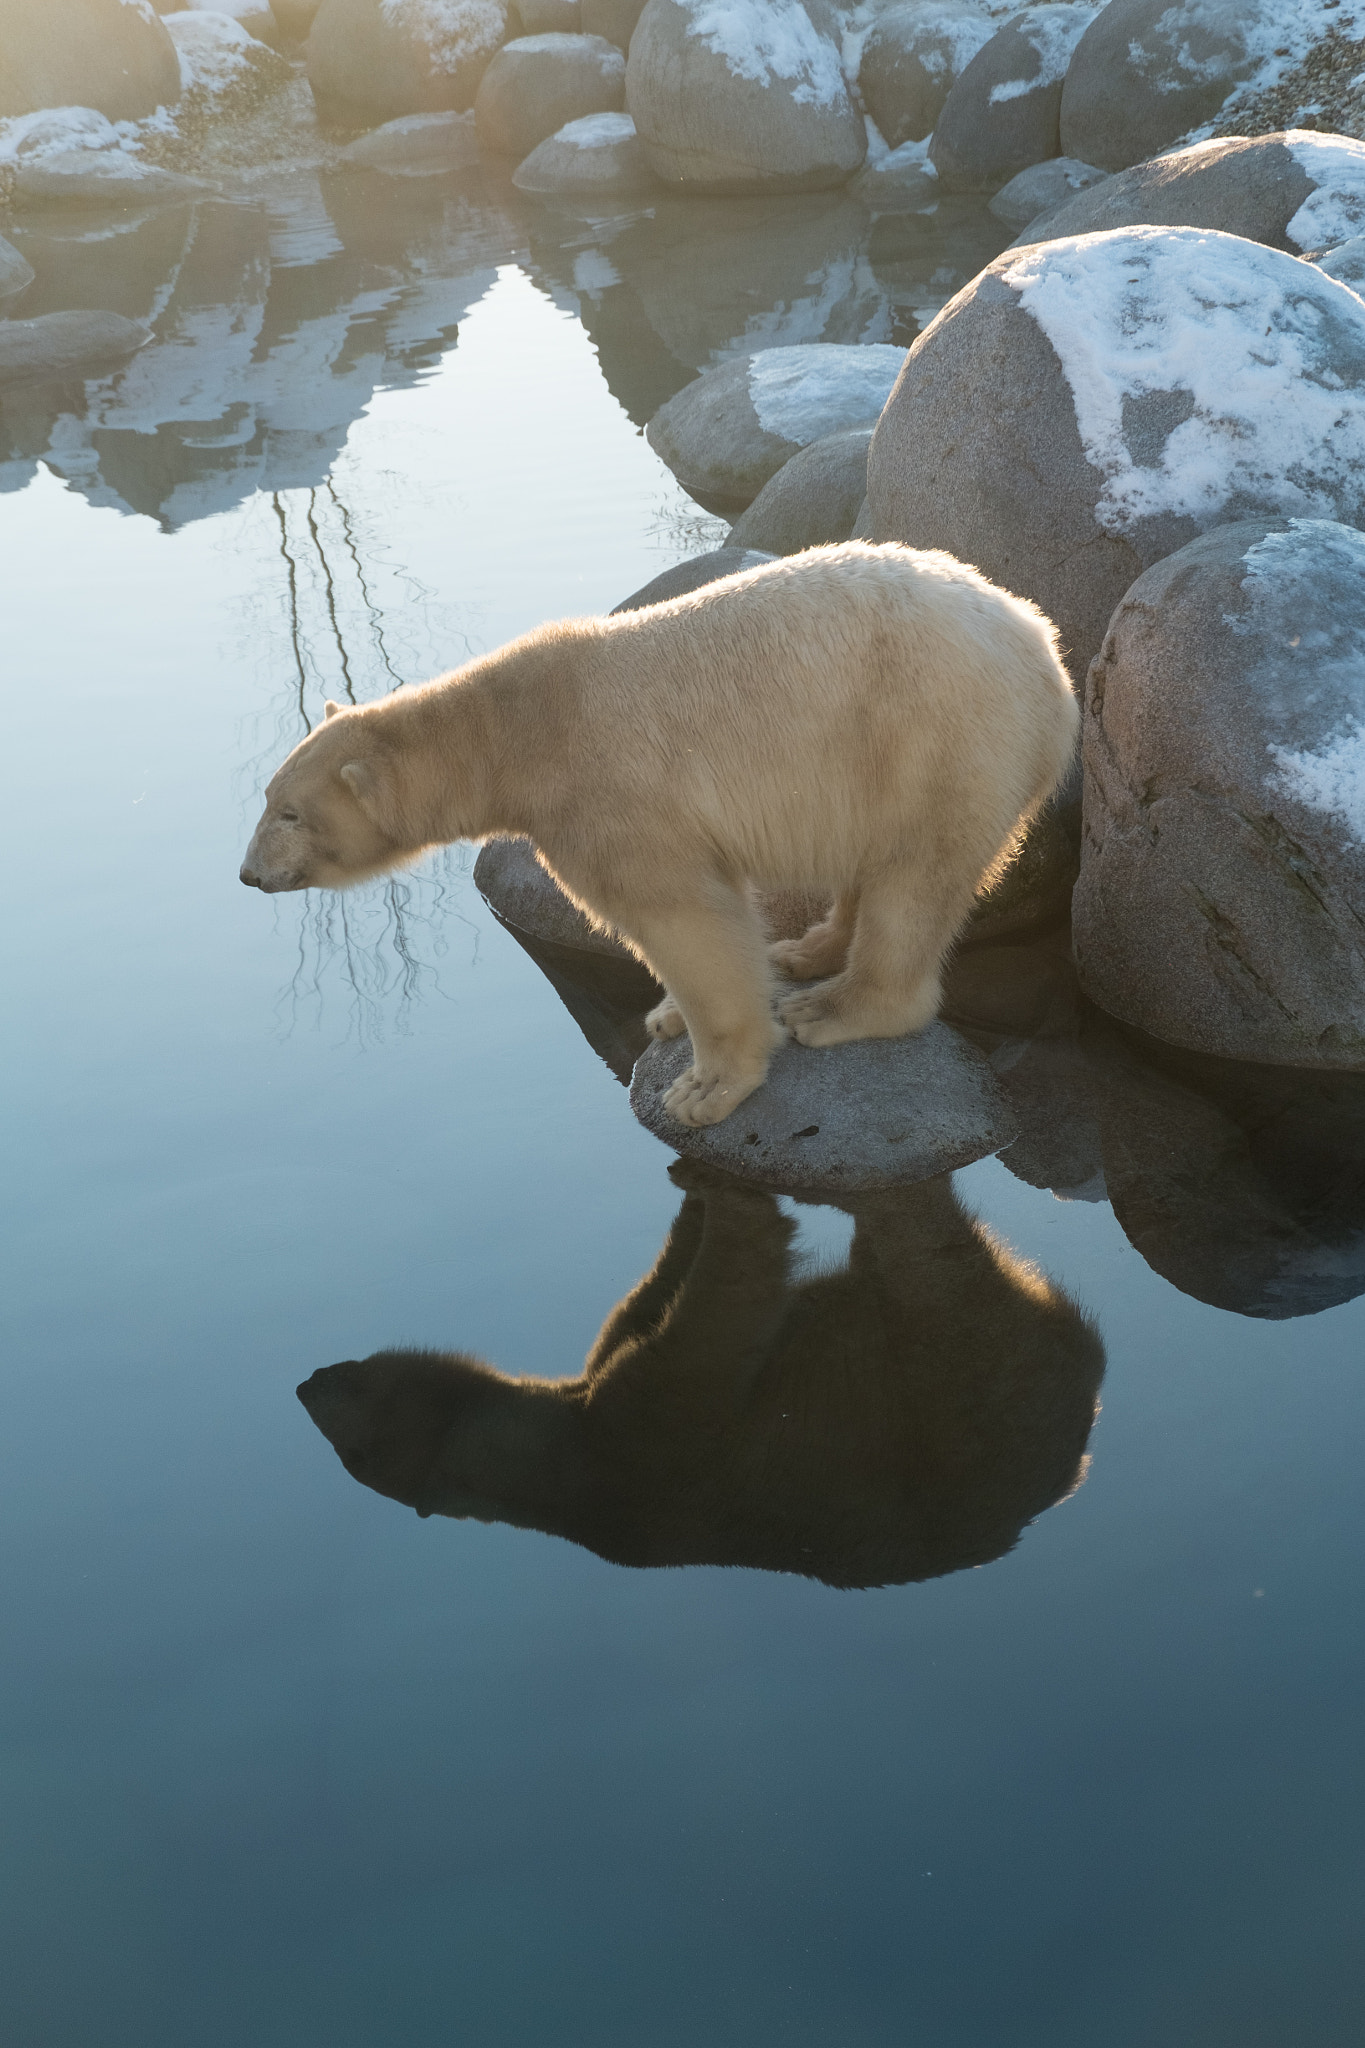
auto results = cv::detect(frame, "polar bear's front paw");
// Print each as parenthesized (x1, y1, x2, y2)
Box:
(645, 994, 687, 1040)
(661, 1063, 764, 1127)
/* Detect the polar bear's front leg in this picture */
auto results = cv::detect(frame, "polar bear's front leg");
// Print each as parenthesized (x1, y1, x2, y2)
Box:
(630, 894, 781, 1126)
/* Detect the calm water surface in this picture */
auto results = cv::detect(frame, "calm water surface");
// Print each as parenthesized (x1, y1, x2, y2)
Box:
(2, 156, 1363, 2047)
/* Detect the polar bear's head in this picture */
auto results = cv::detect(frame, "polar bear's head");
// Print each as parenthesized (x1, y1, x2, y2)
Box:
(241, 700, 406, 893)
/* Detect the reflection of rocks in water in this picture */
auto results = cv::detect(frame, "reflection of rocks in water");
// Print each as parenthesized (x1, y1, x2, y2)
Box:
(866, 194, 1012, 336)
(523, 192, 893, 425)
(300, 1171, 1105, 1587)
(0, 168, 518, 526)
(1085, 1019, 1365, 1321)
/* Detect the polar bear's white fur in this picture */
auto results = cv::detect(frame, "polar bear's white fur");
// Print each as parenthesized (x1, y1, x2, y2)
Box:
(241, 542, 1077, 1125)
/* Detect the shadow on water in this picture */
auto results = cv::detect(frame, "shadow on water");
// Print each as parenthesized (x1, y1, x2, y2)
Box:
(300, 1165, 1106, 1588)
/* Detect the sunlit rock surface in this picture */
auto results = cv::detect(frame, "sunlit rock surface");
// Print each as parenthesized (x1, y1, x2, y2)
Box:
(0, 0, 183, 123)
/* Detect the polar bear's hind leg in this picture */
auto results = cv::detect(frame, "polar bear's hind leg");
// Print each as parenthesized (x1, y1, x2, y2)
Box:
(768, 892, 859, 981)
(777, 863, 960, 1049)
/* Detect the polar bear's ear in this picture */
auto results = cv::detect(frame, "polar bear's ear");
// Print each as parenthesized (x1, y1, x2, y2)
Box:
(338, 757, 396, 834)
(324, 699, 341, 720)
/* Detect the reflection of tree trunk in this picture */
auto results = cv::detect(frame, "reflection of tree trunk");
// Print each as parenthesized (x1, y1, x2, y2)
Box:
(271, 491, 311, 735)
(327, 477, 405, 691)
(305, 486, 356, 703)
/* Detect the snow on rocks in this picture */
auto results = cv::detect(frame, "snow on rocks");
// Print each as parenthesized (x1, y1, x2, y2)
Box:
(1060, 0, 1339, 174)
(1016, 132, 1365, 256)
(867, 225, 1365, 686)
(0, 308, 150, 386)
(337, 107, 483, 171)
(1312, 233, 1365, 291)
(727, 426, 872, 553)
(165, 10, 293, 119)
(630, 1025, 1016, 1192)
(305, 0, 511, 123)
(988, 153, 1105, 227)
(930, 2, 1098, 193)
(512, 110, 658, 195)
(856, 2, 997, 151)
(0, 0, 183, 125)
(625, 0, 865, 194)
(648, 342, 905, 510)
(474, 32, 625, 157)
(1074, 517, 1365, 1069)
(9, 149, 209, 205)
(0, 233, 35, 300)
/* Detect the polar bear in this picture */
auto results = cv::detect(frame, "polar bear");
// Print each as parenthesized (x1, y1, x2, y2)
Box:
(241, 542, 1077, 1126)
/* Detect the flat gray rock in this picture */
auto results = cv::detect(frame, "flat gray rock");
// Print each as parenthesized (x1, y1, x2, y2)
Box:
(609, 545, 775, 611)
(989, 154, 1106, 227)
(727, 428, 871, 555)
(930, 4, 1096, 194)
(648, 343, 905, 511)
(625, 0, 864, 194)
(475, 32, 625, 157)
(512, 110, 657, 196)
(0, 233, 35, 301)
(1074, 517, 1365, 1069)
(631, 1025, 1016, 1192)
(474, 835, 634, 957)
(0, 309, 150, 387)
(12, 151, 209, 207)
(867, 225, 1365, 688)
(337, 110, 482, 173)
(1016, 132, 1365, 255)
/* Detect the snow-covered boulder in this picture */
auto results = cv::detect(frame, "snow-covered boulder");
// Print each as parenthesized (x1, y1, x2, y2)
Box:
(0, 309, 150, 387)
(305, 0, 510, 122)
(1075, 518, 1365, 1069)
(727, 427, 871, 553)
(0, 0, 182, 123)
(512, 110, 657, 195)
(1313, 235, 1365, 293)
(177, 0, 280, 48)
(0, 233, 34, 300)
(649, 342, 905, 511)
(474, 33, 624, 156)
(625, 0, 865, 194)
(867, 226, 1365, 686)
(856, 2, 995, 151)
(582, 0, 641, 45)
(929, 3, 1097, 194)
(1060, 0, 1331, 174)
(850, 136, 939, 213)
(988, 153, 1105, 227)
(165, 9, 294, 115)
(631, 1026, 1016, 1192)
(337, 107, 482, 171)
(1018, 133, 1365, 255)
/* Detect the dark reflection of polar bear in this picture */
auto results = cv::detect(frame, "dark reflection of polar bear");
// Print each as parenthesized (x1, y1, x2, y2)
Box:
(299, 1170, 1104, 1589)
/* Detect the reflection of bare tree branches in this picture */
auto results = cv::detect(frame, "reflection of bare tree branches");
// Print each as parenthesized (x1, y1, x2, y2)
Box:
(646, 495, 730, 562)
(272, 490, 313, 736)
(326, 477, 406, 692)
(305, 486, 356, 704)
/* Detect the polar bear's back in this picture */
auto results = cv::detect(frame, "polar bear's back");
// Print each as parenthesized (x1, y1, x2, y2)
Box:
(588, 541, 1077, 892)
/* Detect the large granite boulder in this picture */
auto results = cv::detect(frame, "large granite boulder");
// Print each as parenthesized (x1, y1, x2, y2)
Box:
(583, 0, 642, 46)
(0, 0, 182, 122)
(631, 1025, 1016, 1191)
(512, 110, 656, 195)
(989, 153, 1106, 227)
(1019, 132, 1365, 255)
(474, 32, 625, 156)
(1085, 1019, 1365, 1319)
(269, 0, 322, 35)
(929, 3, 1097, 194)
(625, 0, 865, 194)
(1075, 518, 1365, 1069)
(727, 427, 871, 554)
(0, 235, 36, 301)
(337, 110, 482, 174)
(1060, 0, 1307, 173)
(857, 1, 996, 150)
(867, 226, 1365, 687)
(0, 309, 149, 387)
(649, 342, 905, 512)
(306, 0, 510, 121)
(164, 8, 294, 114)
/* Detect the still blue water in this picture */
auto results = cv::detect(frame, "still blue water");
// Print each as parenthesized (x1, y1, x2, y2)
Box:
(1, 163, 1362, 2046)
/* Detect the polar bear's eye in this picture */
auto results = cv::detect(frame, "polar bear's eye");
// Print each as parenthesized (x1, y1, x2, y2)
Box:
(279, 808, 301, 825)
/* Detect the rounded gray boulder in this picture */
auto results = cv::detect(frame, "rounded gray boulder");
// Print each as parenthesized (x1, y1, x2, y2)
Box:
(726, 428, 871, 555)
(306, 0, 510, 121)
(1075, 517, 1365, 1069)
(582, 0, 643, 46)
(1017, 131, 1365, 255)
(929, 3, 1096, 194)
(474, 32, 625, 156)
(0, 0, 182, 122)
(11, 152, 210, 208)
(649, 343, 905, 512)
(514, 0, 580, 27)
(0, 309, 150, 387)
(867, 226, 1365, 686)
(625, 0, 865, 194)
(988, 154, 1106, 228)
(512, 110, 656, 195)
(857, 2, 996, 150)
(337, 110, 483, 174)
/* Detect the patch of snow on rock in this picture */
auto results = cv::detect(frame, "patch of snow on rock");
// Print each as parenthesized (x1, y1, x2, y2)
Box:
(1286, 132, 1365, 252)
(1002, 225, 1365, 536)
(747, 343, 906, 439)
(504, 30, 623, 66)
(558, 110, 636, 145)
(380, 0, 509, 73)
(0, 107, 123, 162)
(1184, 0, 1352, 139)
(168, 11, 263, 92)
(683, 0, 847, 109)
(989, 2, 1097, 105)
